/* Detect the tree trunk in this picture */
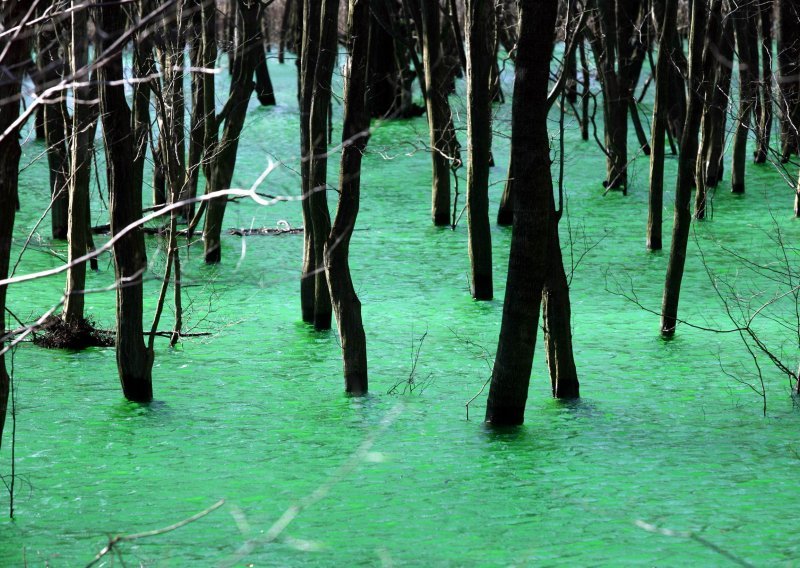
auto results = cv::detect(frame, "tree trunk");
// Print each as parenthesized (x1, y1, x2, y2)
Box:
(485, 0, 556, 426)
(299, 0, 322, 322)
(730, 0, 758, 194)
(307, 0, 340, 330)
(648, 0, 678, 250)
(754, 0, 773, 163)
(97, 1, 154, 401)
(37, 21, 70, 240)
(63, 2, 99, 325)
(203, 1, 262, 263)
(778, 0, 800, 159)
(326, 0, 371, 395)
(702, 14, 734, 188)
(186, 1, 206, 221)
(543, 202, 579, 399)
(466, 0, 495, 300)
(421, 0, 455, 225)
(0, 0, 26, 448)
(661, 0, 720, 336)
(255, 41, 277, 105)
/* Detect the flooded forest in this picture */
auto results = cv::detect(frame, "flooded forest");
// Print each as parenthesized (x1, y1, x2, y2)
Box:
(2, 0, 800, 564)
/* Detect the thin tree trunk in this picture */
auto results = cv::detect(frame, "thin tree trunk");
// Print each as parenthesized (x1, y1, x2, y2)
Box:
(97, 0, 154, 401)
(37, 23, 70, 240)
(485, 0, 557, 426)
(255, 41, 277, 105)
(186, 1, 205, 221)
(307, 0, 340, 330)
(421, 0, 454, 225)
(754, 0, 773, 164)
(63, 2, 98, 325)
(203, 1, 262, 263)
(730, 0, 758, 194)
(326, 0, 371, 395)
(648, 0, 678, 251)
(299, 0, 322, 322)
(661, 0, 720, 336)
(466, 0, 495, 300)
(0, 0, 26, 448)
(702, 14, 734, 188)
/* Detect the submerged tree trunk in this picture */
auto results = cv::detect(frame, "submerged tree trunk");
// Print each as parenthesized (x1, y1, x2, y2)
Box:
(307, 0, 340, 330)
(421, 0, 454, 225)
(0, 0, 26, 448)
(299, 0, 322, 322)
(777, 0, 800, 159)
(326, 0, 371, 394)
(466, 0, 495, 300)
(730, 0, 758, 194)
(701, 14, 734, 189)
(485, 0, 557, 426)
(63, 2, 99, 325)
(661, 0, 720, 336)
(203, 1, 262, 263)
(753, 0, 773, 164)
(37, 21, 70, 240)
(97, 1, 154, 401)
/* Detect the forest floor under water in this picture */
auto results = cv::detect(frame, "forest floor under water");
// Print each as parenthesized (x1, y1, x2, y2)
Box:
(2, 53, 800, 566)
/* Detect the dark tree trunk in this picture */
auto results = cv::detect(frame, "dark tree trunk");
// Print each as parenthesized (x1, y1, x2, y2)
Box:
(543, 200, 579, 399)
(307, 0, 340, 330)
(466, 0, 495, 300)
(63, 3, 99, 325)
(701, 14, 734, 189)
(203, 1, 262, 263)
(753, 0, 773, 163)
(255, 42, 277, 105)
(778, 0, 800, 159)
(299, 0, 322, 322)
(485, 0, 557, 426)
(730, 0, 758, 194)
(187, 1, 206, 221)
(661, 0, 721, 336)
(97, 1, 154, 401)
(648, 0, 678, 251)
(497, 158, 514, 226)
(326, 0, 371, 395)
(37, 21, 70, 240)
(421, 0, 456, 225)
(0, 0, 26, 449)
(694, 2, 727, 219)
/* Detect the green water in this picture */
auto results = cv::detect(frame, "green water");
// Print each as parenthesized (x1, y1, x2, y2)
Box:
(2, 54, 800, 566)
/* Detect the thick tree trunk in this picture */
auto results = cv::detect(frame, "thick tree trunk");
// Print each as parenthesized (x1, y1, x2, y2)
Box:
(326, 0, 371, 395)
(203, 1, 262, 263)
(255, 42, 277, 105)
(63, 3, 99, 325)
(485, 0, 556, 426)
(187, 2, 205, 221)
(466, 0, 495, 300)
(97, 1, 153, 401)
(37, 23, 70, 240)
(730, 0, 758, 194)
(661, 0, 720, 336)
(421, 0, 455, 225)
(307, 0, 340, 330)
(497, 158, 514, 226)
(648, 0, 678, 250)
(0, 0, 26, 448)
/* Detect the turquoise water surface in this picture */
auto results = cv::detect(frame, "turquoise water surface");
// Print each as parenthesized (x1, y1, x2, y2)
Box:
(1, 51, 800, 566)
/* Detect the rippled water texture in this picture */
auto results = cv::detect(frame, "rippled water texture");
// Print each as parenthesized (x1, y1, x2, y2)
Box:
(2, 51, 800, 566)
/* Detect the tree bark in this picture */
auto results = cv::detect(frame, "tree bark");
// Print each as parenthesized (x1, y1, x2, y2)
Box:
(485, 0, 556, 426)
(648, 0, 678, 250)
(421, 0, 455, 225)
(730, 0, 758, 194)
(753, 0, 773, 164)
(661, 0, 720, 336)
(37, 20, 70, 240)
(326, 0, 371, 395)
(97, 0, 154, 400)
(466, 0, 495, 300)
(778, 0, 800, 159)
(0, 0, 26, 448)
(203, 1, 262, 264)
(63, 1, 99, 325)
(701, 14, 734, 189)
